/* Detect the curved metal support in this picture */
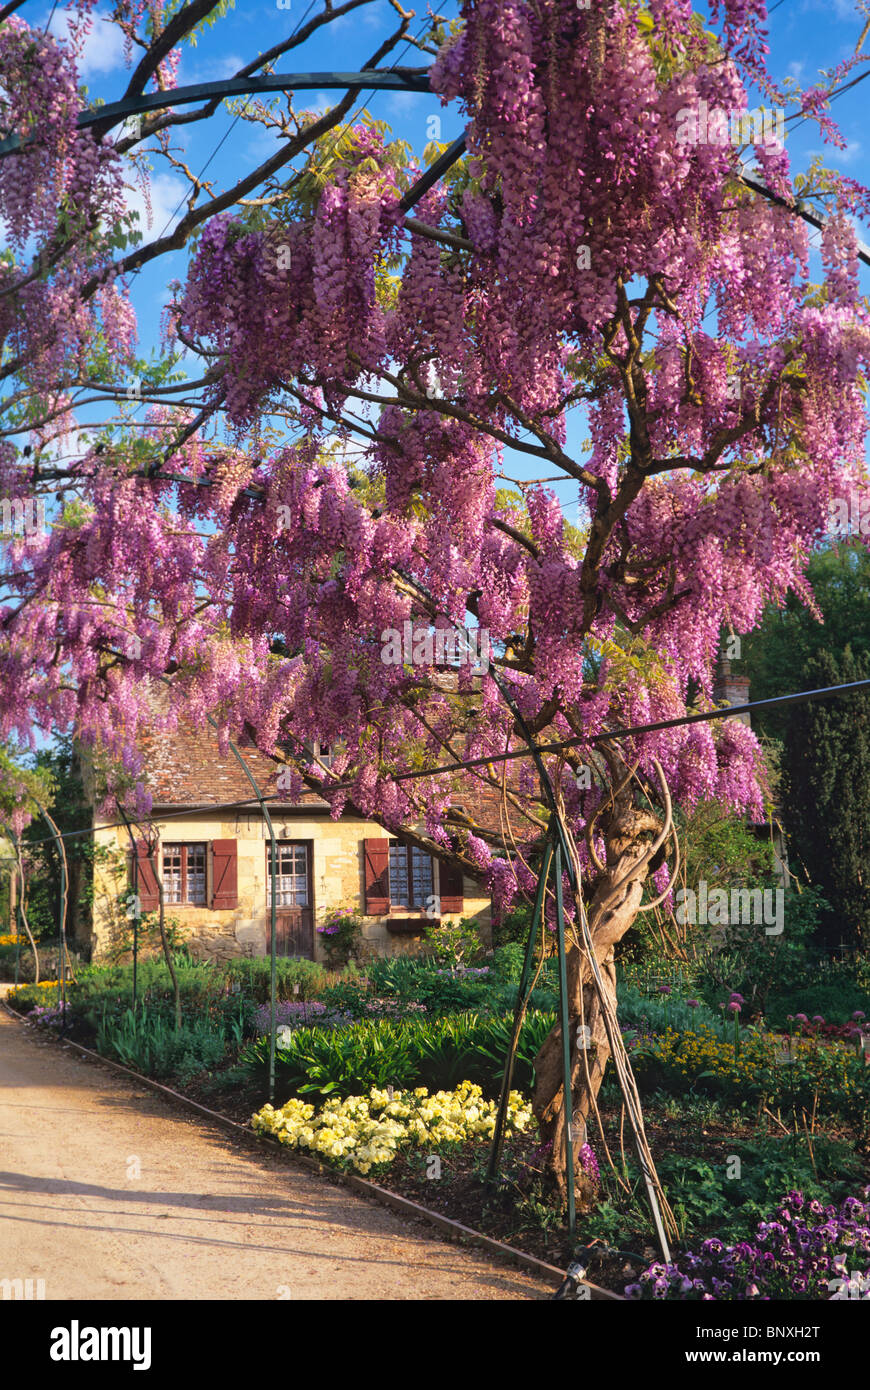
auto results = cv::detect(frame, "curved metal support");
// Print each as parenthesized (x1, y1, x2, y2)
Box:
(117, 806, 141, 1016)
(0, 70, 432, 157)
(203, 720, 280, 1107)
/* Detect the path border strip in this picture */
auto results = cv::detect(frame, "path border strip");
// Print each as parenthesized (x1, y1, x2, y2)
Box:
(0, 999, 621, 1300)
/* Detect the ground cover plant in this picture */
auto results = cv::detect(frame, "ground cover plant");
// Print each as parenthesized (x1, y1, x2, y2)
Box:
(252, 1080, 533, 1175)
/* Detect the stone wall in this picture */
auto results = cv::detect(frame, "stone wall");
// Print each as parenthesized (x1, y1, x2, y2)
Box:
(91, 810, 490, 964)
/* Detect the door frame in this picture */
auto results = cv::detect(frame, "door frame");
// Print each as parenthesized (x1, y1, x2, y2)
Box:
(266, 838, 314, 959)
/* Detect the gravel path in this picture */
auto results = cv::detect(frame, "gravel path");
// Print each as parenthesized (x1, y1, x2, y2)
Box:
(0, 1003, 550, 1301)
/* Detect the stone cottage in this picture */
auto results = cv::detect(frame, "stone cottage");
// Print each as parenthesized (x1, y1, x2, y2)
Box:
(88, 718, 491, 964)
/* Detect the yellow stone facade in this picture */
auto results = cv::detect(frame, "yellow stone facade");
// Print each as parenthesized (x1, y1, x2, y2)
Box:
(91, 808, 491, 964)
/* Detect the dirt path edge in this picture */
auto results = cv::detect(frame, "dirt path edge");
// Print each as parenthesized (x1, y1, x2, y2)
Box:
(1, 999, 621, 1301)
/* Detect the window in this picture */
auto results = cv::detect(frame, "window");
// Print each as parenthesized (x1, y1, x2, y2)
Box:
(388, 843, 434, 909)
(267, 842, 309, 907)
(314, 741, 334, 768)
(163, 843, 207, 905)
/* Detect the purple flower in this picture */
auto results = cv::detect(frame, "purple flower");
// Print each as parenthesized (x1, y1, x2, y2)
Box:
(728, 1001, 741, 1014)
(687, 998, 699, 1008)
(853, 1011, 866, 1021)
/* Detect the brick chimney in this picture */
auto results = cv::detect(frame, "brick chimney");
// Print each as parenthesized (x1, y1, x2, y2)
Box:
(714, 657, 751, 725)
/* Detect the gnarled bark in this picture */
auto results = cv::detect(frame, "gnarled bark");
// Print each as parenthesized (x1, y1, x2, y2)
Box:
(532, 757, 670, 1202)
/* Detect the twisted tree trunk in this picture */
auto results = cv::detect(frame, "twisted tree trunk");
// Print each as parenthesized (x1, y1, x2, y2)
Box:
(532, 761, 669, 1202)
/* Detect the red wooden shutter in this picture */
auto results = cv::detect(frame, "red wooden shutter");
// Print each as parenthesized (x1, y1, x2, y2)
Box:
(135, 840, 159, 911)
(212, 840, 238, 909)
(439, 857, 464, 914)
(363, 838, 390, 914)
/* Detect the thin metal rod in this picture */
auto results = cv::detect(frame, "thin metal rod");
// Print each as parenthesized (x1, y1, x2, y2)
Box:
(17, 673, 870, 856)
(0, 70, 431, 156)
(553, 841, 576, 1237)
(12, 831, 21, 987)
(380, 676, 870, 785)
(117, 807, 140, 1017)
(214, 729, 279, 1105)
(399, 135, 467, 212)
(485, 836, 553, 1189)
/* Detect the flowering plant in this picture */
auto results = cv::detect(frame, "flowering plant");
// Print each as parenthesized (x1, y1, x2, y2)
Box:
(252, 1000, 352, 1035)
(316, 908, 363, 968)
(27, 1000, 71, 1028)
(252, 1080, 533, 1176)
(625, 1189, 870, 1300)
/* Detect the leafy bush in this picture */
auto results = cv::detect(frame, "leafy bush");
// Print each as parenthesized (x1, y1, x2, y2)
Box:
(422, 915, 485, 969)
(629, 1025, 870, 1129)
(241, 1009, 556, 1098)
(492, 903, 533, 948)
(364, 957, 496, 1015)
(224, 955, 326, 1003)
(617, 983, 719, 1035)
(95, 1005, 244, 1082)
(765, 981, 870, 1028)
(488, 943, 527, 984)
(691, 887, 824, 1018)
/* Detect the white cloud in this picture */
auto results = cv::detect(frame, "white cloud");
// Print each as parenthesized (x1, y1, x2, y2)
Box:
(837, 139, 863, 166)
(123, 171, 188, 238)
(46, 9, 127, 79)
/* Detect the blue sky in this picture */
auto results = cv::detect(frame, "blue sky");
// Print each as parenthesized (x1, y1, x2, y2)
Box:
(28, 0, 870, 500)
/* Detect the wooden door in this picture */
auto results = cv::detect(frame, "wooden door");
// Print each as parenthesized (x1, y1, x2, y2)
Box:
(267, 841, 314, 959)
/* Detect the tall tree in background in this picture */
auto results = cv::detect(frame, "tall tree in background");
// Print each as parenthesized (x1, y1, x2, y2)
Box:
(782, 646, 870, 951)
(743, 541, 870, 743)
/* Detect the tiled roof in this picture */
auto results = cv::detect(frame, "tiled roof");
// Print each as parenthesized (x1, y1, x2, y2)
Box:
(137, 720, 327, 808)
(132, 718, 527, 843)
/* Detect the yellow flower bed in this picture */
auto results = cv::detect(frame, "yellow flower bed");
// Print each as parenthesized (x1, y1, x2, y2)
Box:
(252, 1080, 534, 1176)
(632, 1024, 863, 1099)
(0, 933, 19, 946)
(5, 981, 58, 998)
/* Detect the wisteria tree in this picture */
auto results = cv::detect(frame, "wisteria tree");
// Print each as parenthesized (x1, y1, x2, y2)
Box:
(1, 0, 869, 1196)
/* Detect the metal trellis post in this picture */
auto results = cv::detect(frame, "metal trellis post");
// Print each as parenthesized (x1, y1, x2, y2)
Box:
(485, 834, 553, 1189)
(553, 840, 576, 1238)
(214, 730, 279, 1106)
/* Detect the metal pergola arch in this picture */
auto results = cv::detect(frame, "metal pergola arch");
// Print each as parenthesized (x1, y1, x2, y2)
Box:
(0, 63, 866, 265)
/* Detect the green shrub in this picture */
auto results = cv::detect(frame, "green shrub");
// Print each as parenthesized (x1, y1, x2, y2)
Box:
(764, 983, 870, 1028)
(224, 955, 326, 1002)
(488, 943, 526, 984)
(364, 957, 497, 1014)
(95, 1005, 243, 1081)
(616, 982, 720, 1034)
(241, 1009, 556, 1098)
(422, 915, 486, 969)
(492, 903, 534, 948)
